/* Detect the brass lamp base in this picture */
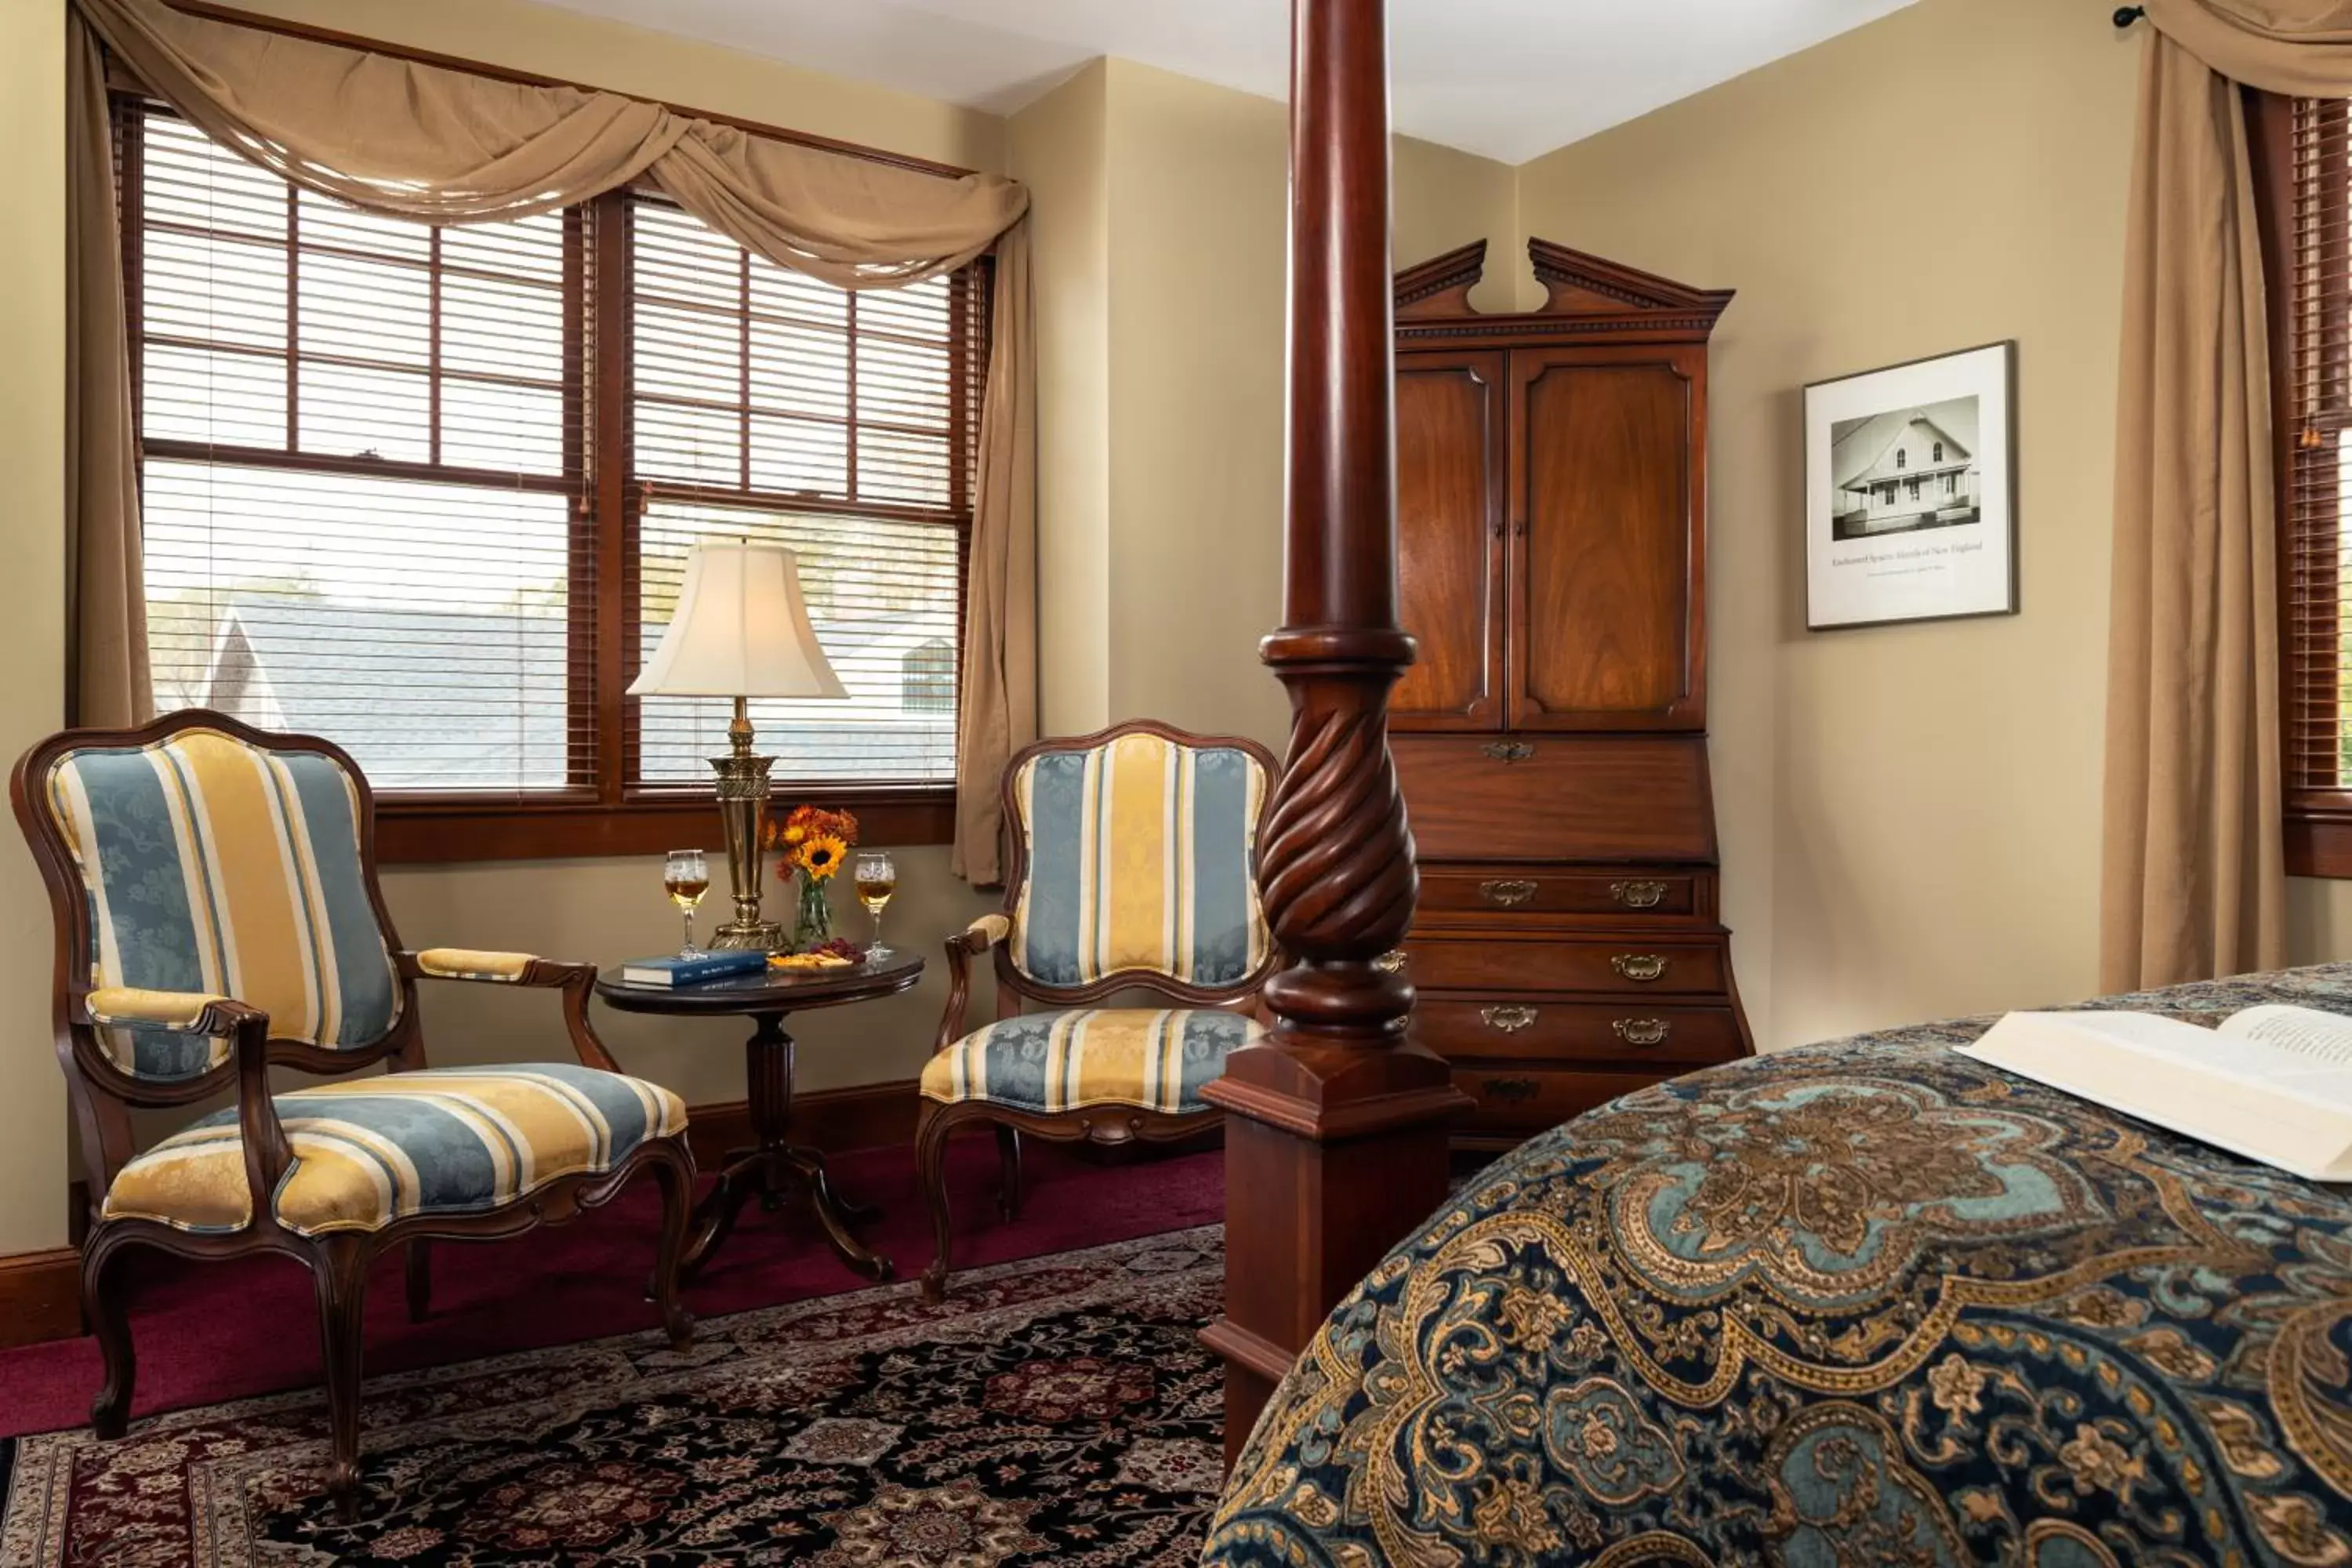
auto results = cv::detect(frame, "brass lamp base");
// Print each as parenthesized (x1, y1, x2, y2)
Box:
(710, 698, 785, 952)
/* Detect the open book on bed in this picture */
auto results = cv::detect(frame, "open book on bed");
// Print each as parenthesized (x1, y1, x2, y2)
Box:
(1956, 1004, 2352, 1181)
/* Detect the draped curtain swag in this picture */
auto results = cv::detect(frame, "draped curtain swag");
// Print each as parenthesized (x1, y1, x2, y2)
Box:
(67, 0, 1037, 880)
(2100, 0, 2352, 987)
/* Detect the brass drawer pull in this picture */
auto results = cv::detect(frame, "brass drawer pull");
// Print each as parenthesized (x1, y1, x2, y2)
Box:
(1610, 880, 1669, 909)
(1373, 949, 1408, 974)
(1480, 1004, 1538, 1033)
(1478, 1076, 1541, 1104)
(1613, 1018, 1671, 1047)
(1479, 879, 1538, 907)
(1480, 740, 1536, 763)
(1611, 953, 1668, 982)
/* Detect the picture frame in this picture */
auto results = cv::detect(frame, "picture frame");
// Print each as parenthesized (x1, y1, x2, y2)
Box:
(1802, 341, 2018, 631)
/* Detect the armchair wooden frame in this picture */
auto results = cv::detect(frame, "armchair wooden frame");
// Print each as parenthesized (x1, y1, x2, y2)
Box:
(916, 717, 1280, 1301)
(9, 709, 696, 1515)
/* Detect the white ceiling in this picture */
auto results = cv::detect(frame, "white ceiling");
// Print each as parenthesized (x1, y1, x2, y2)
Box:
(536, 0, 1922, 165)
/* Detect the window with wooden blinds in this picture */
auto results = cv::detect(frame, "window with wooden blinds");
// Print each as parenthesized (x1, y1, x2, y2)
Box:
(626, 197, 982, 791)
(125, 103, 590, 796)
(116, 96, 987, 858)
(2265, 96, 2352, 873)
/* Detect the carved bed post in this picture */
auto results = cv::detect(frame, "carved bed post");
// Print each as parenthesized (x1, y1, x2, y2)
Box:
(1199, 0, 1468, 1468)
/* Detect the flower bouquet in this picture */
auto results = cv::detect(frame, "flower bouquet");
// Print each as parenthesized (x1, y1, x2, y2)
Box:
(766, 804, 860, 953)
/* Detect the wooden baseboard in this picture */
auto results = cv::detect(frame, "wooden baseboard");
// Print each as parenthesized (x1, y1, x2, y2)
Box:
(0, 1247, 82, 1349)
(10, 1080, 927, 1354)
(684, 1078, 920, 1169)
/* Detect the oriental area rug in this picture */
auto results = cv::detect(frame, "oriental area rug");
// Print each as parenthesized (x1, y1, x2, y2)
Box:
(0, 1227, 1225, 1566)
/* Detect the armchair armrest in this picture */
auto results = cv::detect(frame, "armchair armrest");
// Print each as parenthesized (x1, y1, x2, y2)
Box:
(410, 948, 561, 985)
(397, 949, 617, 1071)
(78, 986, 289, 1229)
(935, 915, 1012, 1054)
(82, 985, 263, 1035)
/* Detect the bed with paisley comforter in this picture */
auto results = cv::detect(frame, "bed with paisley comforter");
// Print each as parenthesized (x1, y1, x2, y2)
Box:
(1201, 965, 2352, 1567)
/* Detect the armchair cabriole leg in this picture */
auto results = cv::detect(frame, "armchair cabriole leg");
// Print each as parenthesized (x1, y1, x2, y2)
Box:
(311, 1238, 369, 1519)
(648, 1143, 697, 1350)
(82, 1225, 136, 1440)
(916, 1104, 956, 1304)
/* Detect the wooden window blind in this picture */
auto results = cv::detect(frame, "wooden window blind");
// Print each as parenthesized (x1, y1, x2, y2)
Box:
(118, 98, 986, 858)
(626, 198, 982, 790)
(2267, 96, 2352, 872)
(129, 105, 590, 795)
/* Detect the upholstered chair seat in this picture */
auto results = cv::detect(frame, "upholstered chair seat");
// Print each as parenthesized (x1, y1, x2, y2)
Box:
(105, 1063, 687, 1237)
(917, 721, 1279, 1301)
(921, 1008, 1267, 1118)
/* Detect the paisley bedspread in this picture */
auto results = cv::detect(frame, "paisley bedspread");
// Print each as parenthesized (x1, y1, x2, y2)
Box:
(1202, 966, 2352, 1567)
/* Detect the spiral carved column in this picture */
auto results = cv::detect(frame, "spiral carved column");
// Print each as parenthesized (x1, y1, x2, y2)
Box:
(1198, 0, 1468, 1470)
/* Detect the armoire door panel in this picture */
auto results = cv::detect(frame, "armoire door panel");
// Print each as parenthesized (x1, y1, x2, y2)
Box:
(1392, 350, 1505, 731)
(1508, 347, 1705, 731)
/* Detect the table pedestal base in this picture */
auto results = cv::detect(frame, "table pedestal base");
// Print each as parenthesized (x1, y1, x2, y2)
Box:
(678, 1016, 894, 1283)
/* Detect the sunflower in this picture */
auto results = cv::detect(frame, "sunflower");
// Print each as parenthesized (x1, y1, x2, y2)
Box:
(800, 835, 848, 880)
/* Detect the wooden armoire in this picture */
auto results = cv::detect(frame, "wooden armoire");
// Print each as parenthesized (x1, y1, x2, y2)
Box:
(1386, 237, 1754, 1152)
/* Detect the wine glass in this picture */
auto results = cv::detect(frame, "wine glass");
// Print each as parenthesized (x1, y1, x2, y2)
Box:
(854, 851, 896, 962)
(664, 848, 710, 958)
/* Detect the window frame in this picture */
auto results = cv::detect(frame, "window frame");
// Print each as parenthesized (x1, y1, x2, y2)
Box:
(2252, 89, 2352, 875)
(111, 83, 985, 862)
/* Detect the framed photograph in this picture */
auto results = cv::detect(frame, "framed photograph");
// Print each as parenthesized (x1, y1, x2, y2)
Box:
(1803, 341, 2016, 630)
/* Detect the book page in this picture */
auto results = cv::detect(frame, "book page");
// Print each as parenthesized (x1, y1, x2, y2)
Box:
(1956, 1011, 2352, 1180)
(2212, 1006, 2352, 1108)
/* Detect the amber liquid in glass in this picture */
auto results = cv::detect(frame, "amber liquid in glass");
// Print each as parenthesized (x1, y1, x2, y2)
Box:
(666, 874, 710, 910)
(855, 875, 895, 916)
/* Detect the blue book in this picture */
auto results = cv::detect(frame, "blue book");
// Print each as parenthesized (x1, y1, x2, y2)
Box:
(616, 949, 770, 987)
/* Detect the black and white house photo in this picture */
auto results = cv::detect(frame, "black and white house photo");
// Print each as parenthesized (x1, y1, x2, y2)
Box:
(1803, 341, 2016, 630)
(1828, 396, 1981, 540)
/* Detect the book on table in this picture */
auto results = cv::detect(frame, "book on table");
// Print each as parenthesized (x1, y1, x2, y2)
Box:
(617, 949, 770, 988)
(1957, 1004, 2352, 1181)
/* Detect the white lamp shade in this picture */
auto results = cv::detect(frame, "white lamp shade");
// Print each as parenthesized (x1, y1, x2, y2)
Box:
(626, 542, 848, 699)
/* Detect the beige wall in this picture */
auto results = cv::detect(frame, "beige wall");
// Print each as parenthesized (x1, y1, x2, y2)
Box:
(0, 0, 69, 1255)
(1010, 63, 1112, 740)
(1513, 0, 2245, 1050)
(1016, 59, 1519, 757)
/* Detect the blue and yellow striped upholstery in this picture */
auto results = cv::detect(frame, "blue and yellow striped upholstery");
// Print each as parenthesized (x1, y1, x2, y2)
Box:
(1009, 732, 1270, 989)
(103, 1063, 686, 1237)
(921, 1008, 1265, 1115)
(43, 728, 401, 1082)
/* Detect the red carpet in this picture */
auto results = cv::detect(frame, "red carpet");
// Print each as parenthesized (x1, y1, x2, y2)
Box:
(0, 1136, 1221, 1439)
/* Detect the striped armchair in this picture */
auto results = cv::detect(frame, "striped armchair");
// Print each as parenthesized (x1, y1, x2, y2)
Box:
(11, 712, 696, 1515)
(916, 720, 1279, 1301)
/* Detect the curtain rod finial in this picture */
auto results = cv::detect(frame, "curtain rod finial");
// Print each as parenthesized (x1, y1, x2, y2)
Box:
(2114, 5, 2145, 26)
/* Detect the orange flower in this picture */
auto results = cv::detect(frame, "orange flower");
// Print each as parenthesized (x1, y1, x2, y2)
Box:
(800, 835, 848, 880)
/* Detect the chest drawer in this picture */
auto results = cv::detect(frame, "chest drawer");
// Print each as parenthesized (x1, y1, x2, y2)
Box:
(1452, 1066, 1668, 1136)
(1415, 999, 1744, 1066)
(1417, 866, 1699, 922)
(1388, 935, 1727, 996)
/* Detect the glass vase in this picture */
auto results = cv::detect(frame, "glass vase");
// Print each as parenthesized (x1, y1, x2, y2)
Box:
(793, 873, 834, 950)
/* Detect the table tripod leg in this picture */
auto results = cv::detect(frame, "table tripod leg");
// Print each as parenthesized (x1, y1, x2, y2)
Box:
(781, 1147, 894, 1280)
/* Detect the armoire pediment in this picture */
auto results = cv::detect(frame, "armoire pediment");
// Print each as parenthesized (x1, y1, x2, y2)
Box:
(1394, 236, 1735, 338)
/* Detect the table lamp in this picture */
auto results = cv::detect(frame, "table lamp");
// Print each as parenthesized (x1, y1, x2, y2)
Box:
(628, 541, 846, 950)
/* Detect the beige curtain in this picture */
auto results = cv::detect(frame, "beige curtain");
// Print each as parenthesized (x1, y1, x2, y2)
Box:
(2100, 0, 2352, 987)
(71, 0, 1036, 878)
(67, 13, 151, 727)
